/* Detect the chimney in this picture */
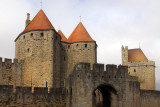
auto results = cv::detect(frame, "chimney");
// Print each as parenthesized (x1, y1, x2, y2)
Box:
(25, 13, 31, 27)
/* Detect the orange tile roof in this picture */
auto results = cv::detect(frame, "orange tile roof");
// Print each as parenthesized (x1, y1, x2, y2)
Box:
(58, 30, 68, 42)
(22, 9, 54, 33)
(128, 48, 148, 62)
(67, 22, 94, 43)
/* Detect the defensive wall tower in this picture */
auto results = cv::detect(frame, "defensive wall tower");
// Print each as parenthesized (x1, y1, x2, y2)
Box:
(15, 9, 61, 88)
(66, 22, 97, 77)
(122, 46, 155, 90)
(57, 30, 68, 87)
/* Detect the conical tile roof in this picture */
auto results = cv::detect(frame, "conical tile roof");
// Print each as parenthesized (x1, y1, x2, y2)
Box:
(68, 22, 94, 43)
(58, 30, 68, 42)
(23, 9, 54, 33)
(128, 48, 148, 62)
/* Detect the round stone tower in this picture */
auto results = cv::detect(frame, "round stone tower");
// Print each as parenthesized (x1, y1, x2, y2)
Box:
(15, 9, 61, 88)
(67, 22, 97, 76)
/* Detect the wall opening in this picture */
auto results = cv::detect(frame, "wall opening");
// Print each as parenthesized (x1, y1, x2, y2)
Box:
(31, 33, 33, 37)
(85, 44, 87, 48)
(41, 33, 44, 37)
(27, 48, 30, 53)
(92, 85, 117, 107)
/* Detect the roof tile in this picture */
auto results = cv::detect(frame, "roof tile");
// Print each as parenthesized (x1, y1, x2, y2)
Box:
(128, 48, 148, 62)
(68, 22, 94, 43)
(58, 30, 68, 42)
(23, 9, 54, 33)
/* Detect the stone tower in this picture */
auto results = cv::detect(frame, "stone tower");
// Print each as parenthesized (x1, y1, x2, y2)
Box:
(66, 22, 97, 76)
(15, 9, 61, 88)
(122, 46, 155, 90)
(57, 30, 68, 87)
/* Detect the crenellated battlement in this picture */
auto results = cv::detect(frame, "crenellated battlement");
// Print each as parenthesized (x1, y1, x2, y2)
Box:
(73, 63, 129, 80)
(0, 57, 24, 87)
(0, 57, 24, 65)
(0, 85, 66, 95)
(0, 85, 66, 106)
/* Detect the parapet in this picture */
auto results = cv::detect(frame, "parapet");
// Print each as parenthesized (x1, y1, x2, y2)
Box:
(106, 64, 117, 72)
(74, 62, 90, 72)
(140, 90, 160, 97)
(34, 87, 48, 94)
(93, 63, 104, 72)
(16, 86, 32, 94)
(0, 57, 24, 65)
(73, 63, 128, 79)
(0, 85, 66, 95)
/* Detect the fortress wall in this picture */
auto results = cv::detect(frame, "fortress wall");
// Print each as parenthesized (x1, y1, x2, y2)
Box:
(15, 30, 61, 88)
(0, 58, 24, 87)
(140, 90, 160, 107)
(0, 85, 66, 106)
(128, 81, 141, 107)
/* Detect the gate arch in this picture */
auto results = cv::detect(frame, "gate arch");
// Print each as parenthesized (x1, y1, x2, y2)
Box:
(92, 84, 118, 107)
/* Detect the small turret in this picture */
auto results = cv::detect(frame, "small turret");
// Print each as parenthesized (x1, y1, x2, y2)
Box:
(25, 13, 31, 27)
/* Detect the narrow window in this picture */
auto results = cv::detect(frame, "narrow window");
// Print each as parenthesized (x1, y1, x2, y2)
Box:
(68, 45, 70, 48)
(31, 33, 33, 37)
(41, 33, 44, 37)
(67, 89, 68, 95)
(27, 48, 30, 53)
(23, 36, 25, 39)
(56, 36, 58, 40)
(64, 57, 66, 61)
(85, 44, 87, 48)
(70, 88, 72, 95)
(46, 81, 48, 88)
(134, 69, 136, 72)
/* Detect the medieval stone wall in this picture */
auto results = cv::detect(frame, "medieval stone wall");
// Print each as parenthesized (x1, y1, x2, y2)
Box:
(0, 58, 24, 88)
(0, 85, 66, 107)
(15, 30, 61, 88)
(140, 90, 160, 107)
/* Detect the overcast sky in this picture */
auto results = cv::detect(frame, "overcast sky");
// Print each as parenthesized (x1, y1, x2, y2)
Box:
(0, 0, 160, 90)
